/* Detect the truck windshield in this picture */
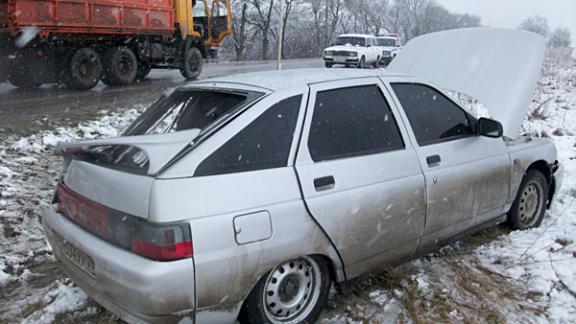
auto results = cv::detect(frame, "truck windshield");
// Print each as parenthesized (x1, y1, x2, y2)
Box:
(123, 89, 263, 136)
(335, 37, 366, 47)
(377, 38, 397, 46)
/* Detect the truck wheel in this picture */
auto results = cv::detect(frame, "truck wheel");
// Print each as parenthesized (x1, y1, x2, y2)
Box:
(508, 170, 548, 230)
(8, 61, 42, 89)
(136, 61, 152, 81)
(180, 47, 203, 80)
(102, 47, 138, 86)
(239, 256, 331, 324)
(63, 48, 102, 90)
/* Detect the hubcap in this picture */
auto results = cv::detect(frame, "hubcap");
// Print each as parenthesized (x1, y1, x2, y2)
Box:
(263, 257, 321, 323)
(188, 55, 199, 71)
(519, 182, 543, 226)
(118, 55, 134, 76)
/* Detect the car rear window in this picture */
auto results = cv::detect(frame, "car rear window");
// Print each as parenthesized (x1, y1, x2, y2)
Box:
(123, 89, 263, 136)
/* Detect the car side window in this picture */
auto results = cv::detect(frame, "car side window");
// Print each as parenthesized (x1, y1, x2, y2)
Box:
(308, 85, 405, 162)
(391, 83, 477, 146)
(195, 95, 302, 176)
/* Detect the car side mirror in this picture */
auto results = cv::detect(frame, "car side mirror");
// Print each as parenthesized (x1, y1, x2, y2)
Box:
(477, 118, 503, 138)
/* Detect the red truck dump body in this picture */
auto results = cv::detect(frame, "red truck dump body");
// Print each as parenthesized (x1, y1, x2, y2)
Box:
(1, 0, 176, 36)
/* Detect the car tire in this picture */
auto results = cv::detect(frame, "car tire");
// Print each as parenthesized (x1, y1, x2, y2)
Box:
(508, 170, 548, 230)
(63, 48, 102, 90)
(180, 47, 203, 80)
(239, 256, 331, 324)
(101, 47, 138, 86)
(325, 63, 333, 68)
(373, 57, 380, 68)
(357, 56, 366, 69)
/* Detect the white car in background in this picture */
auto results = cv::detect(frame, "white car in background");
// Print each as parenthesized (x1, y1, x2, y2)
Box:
(323, 34, 380, 68)
(376, 35, 403, 66)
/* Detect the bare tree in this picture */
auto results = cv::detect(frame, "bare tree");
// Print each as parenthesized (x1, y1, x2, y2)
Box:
(548, 27, 572, 48)
(247, 0, 276, 60)
(518, 15, 550, 37)
(232, 2, 249, 61)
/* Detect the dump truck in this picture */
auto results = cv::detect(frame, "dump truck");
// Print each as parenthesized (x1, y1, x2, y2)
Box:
(0, 0, 232, 90)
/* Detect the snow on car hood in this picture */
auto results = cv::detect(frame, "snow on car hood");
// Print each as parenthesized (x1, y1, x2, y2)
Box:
(387, 28, 546, 138)
(324, 45, 362, 52)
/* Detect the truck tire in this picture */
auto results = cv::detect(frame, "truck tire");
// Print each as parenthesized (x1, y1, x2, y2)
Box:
(136, 61, 152, 81)
(180, 47, 203, 80)
(63, 48, 102, 90)
(508, 170, 548, 230)
(8, 59, 42, 89)
(102, 47, 138, 86)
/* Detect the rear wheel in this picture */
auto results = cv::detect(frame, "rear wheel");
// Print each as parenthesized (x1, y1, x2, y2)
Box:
(136, 60, 152, 81)
(239, 256, 330, 324)
(508, 170, 548, 230)
(63, 48, 102, 90)
(102, 47, 138, 86)
(180, 47, 203, 80)
(8, 56, 42, 89)
(325, 62, 333, 68)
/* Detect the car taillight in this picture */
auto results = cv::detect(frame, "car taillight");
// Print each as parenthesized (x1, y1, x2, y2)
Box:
(56, 182, 193, 261)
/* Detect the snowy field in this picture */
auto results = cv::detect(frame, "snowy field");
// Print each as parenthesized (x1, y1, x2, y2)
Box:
(0, 52, 575, 323)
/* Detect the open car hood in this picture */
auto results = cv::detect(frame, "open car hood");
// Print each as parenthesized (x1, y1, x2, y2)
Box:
(387, 28, 546, 138)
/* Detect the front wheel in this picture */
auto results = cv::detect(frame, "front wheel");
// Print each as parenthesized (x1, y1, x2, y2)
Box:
(325, 62, 333, 68)
(357, 56, 366, 69)
(239, 256, 331, 324)
(508, 170, 548, 230)
(180, 47, 203, 80)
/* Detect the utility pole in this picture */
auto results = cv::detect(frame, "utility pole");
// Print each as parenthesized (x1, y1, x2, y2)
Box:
(277, 0, 284, 70)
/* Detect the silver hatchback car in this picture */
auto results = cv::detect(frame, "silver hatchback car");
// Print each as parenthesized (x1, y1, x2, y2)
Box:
(41, 29, 562, 323)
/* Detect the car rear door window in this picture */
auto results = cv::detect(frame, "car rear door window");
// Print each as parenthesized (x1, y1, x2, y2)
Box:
(195, 95, 302, 176)
(308, 85, 405, 162)
(391, 83, 477, 146)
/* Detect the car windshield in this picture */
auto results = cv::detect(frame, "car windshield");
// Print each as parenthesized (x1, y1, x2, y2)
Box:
(335, 37, 366, 47)
(377, 38, 397, 46)
(123, 89, 263, 136)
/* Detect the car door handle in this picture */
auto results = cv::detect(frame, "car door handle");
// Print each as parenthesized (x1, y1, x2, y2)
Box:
(314, 176, 335, 191)
(426, 154, 442, 167)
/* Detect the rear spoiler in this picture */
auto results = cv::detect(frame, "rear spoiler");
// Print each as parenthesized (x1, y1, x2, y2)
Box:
(55, 129, 200, 176)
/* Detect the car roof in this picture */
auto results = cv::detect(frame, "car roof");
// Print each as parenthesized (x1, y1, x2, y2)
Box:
(377, 36, 398, 39)
(190, 68, 408, 92)
(339, 34, 374, 39)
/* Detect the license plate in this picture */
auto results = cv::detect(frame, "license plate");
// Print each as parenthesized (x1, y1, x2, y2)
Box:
(59, 237, 96, 279)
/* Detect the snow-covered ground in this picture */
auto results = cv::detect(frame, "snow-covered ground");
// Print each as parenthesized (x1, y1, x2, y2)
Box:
(0, 53, 575, 323)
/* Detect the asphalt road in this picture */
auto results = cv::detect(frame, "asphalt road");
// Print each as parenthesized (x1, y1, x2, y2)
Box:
(0, 58, 322, 136)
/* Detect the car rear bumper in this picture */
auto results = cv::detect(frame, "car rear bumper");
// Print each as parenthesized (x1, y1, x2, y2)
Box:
(41, 207, 196, 324)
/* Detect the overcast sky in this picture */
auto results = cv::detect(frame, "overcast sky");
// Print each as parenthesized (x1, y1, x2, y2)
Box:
(436, 0, 576, 45)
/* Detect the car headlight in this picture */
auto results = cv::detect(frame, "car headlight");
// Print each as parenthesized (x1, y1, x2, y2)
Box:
(324, 50, 334, 56)
(348, 52, 358, 57)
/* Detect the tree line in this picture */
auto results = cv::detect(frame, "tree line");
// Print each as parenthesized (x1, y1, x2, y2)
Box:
(220, 0, 573, 62)
(221, 0, 481, 61)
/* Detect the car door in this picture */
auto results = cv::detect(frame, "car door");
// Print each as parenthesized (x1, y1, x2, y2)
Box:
(295, 78, 426, 278)
(386, 80, 511, 249)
